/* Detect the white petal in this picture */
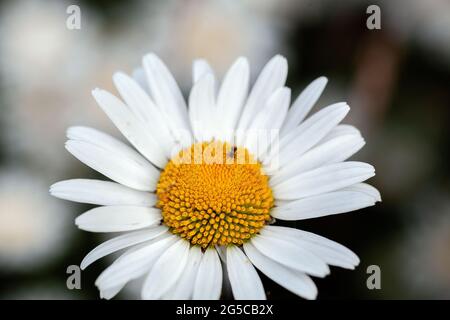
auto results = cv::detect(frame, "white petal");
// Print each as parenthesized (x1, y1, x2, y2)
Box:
(99, 283, 126, 300)
(271, 185, 379, 220)
(132, 67, 149, 93)
(67, 126, 150, 167)
(216, 57, 249, 141)
(273, 161, 375, 200)
(242, 87, 290, 155)
(142, 54, 192, 138)
(265, 102, 350, 168)
(343, 183, 382, 202)
(75, 206, 162, 232)
(141, 239, 190, 299)
(250, 235, 330, 277)
(238, 55, 288, 131)
(81, 226, 168, 270)
(283, 227, 360, 262)
(164, 246, 203, 299)
(243, 242, 317, 300)
(226, 246, 266, 300)
(192, 249, 223, 300)
(281, 77, 328, 134)
(215, 245, 227, 262)
(321, 124, 361, 143)
(270, 134, 365, 185)
(193, 59, 214, 83)
(113, 72, 175, 156)
(92, 88, 167, 168)
(216, 245, 233, 299)
(50, 179, 156, 206)
(65, 139, 158, 192)
(261, 226, 359, 269)
(95, 234, 177, 293)
(189, 73, 216, 142)
(253, 87, 290, 131)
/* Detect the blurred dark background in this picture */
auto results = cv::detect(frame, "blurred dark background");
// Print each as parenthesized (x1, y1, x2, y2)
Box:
(0, 0, 449, 299)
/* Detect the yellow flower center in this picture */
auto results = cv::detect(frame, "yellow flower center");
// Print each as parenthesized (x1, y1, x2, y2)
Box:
(157, 141, 273, 248)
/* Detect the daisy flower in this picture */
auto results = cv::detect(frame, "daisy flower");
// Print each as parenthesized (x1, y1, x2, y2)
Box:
(50, 53, 380, 300)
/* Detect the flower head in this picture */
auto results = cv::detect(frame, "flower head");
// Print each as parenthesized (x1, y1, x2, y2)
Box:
(51, 53, 380, 299)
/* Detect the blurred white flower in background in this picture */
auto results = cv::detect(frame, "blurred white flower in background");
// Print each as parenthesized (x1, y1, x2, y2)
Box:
(0, 0, 118, 174)
(0, 168, 72, 272)
(125, 0, 286, 87)
(0, 0, 98, 89)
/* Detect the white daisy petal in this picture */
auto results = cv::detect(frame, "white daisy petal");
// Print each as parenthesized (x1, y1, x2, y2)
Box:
(343, 182, 382, 202)
(92, 88, 167, 168)
(99, 283, 126, 300)
(258, 87, 290, 130)
(238, 55, 288, 131)
(243, 87, 290, 155)
(281, 76, 328, 134)
(216, 245, 233, 299)
(273, 161, 375, 200)
(266, 102, 350, 167)
(142, 53, 191, 135)
(132, 67, 149, 93)
(65, 140, 158, 192)
(226, 246, 266, 300)
(189, 73, 216, 142)
(164, 246, 203, 300)
(270, 134, 365, 186)
(216, 57, 249, 141)
(271, 184, 379, 220)
(141, 239, 190, 299)
(215, 245, 227, 262)
(67, 126, 151, 168)
(113, 72, 175, 156)
(243, 242, 317, 300)
(250, 234, 330, 277)
(193, 249, 223, 300)
(286, 228, 360, 265)
(320, 124, 362, 144)
(75, 206, 162, 232)
(50, 179, 156, 206)
(96, 234, 177, 294)
(193, 59, 214, 83)
(261, 226, 359, 269)
(80, 226, 168, 270)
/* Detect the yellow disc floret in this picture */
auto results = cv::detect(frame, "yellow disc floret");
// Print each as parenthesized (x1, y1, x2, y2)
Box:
(157, 141, 273, 248)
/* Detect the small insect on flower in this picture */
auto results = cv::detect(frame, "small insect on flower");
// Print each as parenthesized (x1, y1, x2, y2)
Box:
(50, 53, 380, 300)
